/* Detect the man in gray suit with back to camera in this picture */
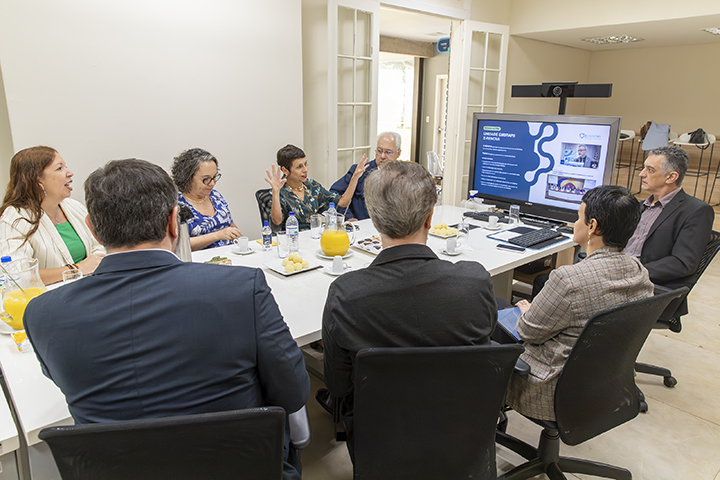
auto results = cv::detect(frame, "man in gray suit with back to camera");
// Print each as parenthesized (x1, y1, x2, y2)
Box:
(625, 145, 714, 321)
(321, 160, 498, 460)
(24, 159, 310, 480)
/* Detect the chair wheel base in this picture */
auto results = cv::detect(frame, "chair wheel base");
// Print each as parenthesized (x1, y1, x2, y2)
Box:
(639, 401, 648, 413)
(663, 376, 677, 388)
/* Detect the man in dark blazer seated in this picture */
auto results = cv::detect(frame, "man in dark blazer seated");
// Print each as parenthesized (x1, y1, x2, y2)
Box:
(24, 159, 310, 480)
(321, 160, 497, 460)
(625, 145, 714, 320)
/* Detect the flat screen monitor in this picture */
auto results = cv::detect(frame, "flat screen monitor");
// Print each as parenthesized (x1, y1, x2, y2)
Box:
(468, 112, 622, 224)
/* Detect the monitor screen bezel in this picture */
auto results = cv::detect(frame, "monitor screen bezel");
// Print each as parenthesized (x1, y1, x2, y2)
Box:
(467, 112, 622, 224)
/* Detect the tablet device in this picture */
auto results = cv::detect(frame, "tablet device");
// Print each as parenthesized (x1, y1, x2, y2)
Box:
(496, 306, 522, 342)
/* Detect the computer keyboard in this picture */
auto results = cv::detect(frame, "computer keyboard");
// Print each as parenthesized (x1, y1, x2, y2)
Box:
(508, 228, 565, 248)
(463, 211, 509, 223)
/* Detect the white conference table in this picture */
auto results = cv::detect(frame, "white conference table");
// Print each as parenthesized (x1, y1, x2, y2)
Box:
(0, 204, 575, 479)
(192, 205, 576, 345)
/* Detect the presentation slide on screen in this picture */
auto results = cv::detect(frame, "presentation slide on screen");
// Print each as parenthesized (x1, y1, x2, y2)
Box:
(473, 120, 611, 209)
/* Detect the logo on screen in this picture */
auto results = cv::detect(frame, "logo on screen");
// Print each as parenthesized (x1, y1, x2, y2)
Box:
(483, 126, 501, 131)
(579, 133, 602, 140)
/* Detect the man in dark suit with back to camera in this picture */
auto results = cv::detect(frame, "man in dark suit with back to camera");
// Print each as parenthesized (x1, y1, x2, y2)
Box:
(24, 159, 310, 480)
(625, 145, 714, 319)
(321, 160, 498, 460)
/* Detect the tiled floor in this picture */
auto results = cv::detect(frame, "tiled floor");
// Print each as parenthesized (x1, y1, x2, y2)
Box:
(299, 175, 720, 479)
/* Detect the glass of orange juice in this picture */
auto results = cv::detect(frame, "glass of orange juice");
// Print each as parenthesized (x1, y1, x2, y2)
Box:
(2, 258, 47, 330)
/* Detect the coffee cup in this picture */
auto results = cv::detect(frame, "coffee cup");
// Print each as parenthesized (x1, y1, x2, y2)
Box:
(488, 216, 498, 229)
(332, 255, 347, 274)
(233, 236, 249, 252)
(446, 236, 462, 253)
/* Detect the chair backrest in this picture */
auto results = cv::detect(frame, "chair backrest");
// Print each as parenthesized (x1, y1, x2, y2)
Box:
(554, 288, 688, 446)
(694, 230, 720, 281)
(255, 188, 280, 232)
(641, 121, 670, 151)
(659, 230, 720, 321)
(39, 407, 286, 480)
(353, 344, 524, 480)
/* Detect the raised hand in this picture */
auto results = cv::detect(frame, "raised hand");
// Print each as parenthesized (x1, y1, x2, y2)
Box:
(264, 165, 286, 191)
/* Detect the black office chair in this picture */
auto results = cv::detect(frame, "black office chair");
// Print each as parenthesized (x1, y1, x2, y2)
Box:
(353, 344, 524, 480)
(255, 188, 281, 232)
(496, 287, 688, 480)
(635, 230, 720, 389)
(39, 407, 286, 480)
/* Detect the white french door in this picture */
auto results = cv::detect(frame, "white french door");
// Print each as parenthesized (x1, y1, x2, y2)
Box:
(328, 0, 379, 181)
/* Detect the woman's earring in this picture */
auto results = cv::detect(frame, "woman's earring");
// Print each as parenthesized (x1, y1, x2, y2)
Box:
(40, 184, 47, 196)
(587, 233, 592, 246)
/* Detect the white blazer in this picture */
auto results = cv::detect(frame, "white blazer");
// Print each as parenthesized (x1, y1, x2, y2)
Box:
(0, 198, 105, 269)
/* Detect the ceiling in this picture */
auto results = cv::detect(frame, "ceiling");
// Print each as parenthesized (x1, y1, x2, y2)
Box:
(379, 7, 720, 51)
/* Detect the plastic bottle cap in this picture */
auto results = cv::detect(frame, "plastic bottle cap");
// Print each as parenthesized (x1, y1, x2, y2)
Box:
(329, 203, 335, 208)
(289, 212, 295, 216)
(0, 256, 10, 263)
(264, 221, 269, 226)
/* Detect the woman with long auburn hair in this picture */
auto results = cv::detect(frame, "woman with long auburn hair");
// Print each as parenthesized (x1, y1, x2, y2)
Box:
(0, 146, 105, 285)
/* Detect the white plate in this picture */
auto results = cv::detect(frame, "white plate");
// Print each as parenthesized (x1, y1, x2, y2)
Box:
(0, 322, 17, 335)
(354, 236, 383, 255)
(231, 248, 255, 255)
(263, 259, 322, 277)
(429, 231, 459, 239)
(322, 265, 352, 276)
(316, 249, 354, 260)
(439, 248, 462, 256)
(483, 225, 503, 231)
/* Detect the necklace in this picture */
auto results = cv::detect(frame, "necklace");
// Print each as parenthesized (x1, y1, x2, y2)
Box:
(44, 206, 63, 225)
(187, 194, 207, 204)
(290, 183, 306, 193)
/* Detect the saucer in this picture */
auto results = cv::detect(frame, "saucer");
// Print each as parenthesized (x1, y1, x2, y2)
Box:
(323, 266, 352, 276)
(439, 248, 462, 256)
(483, 225, 502, 231)
(231, 248, 254, 255)
(316, 249, 353, 260)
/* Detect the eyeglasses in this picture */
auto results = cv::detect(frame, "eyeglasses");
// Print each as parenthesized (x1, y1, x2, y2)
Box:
(376, 148, 395, 156)
(200, 173, 222, 185)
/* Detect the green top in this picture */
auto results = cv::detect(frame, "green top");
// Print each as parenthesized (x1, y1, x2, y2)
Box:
(55, 222, 87, 264)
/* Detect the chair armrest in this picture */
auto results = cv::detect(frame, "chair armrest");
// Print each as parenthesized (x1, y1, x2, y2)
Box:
(288, 406, 312, 451)
(514, 358, 530, 376)
(653, 284, 672, 295)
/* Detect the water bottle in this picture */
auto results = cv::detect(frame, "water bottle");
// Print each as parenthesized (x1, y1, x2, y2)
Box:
(262, 221, 273, 251)
(325, 203, 338, 229)
(465, 190, 479, 211)
(0, 256, 11, 288)
(286, 212, 299, 252)
(0, 256, 12, 327)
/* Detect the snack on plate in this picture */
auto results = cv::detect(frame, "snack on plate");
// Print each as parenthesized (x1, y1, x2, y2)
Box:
(282, 253, 310, 273)
(256, 239, 278, 247)
(430, 223, 458, 237)
(204, 256, 233, 265)
(11, 330, 32, 353)
(356, 235, 383, 254)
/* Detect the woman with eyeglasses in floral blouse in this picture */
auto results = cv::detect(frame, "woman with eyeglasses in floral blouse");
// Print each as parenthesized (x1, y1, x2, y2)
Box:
(172, 148, 242, 251)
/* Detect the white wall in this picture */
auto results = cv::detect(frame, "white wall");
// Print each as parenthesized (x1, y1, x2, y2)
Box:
(509, 0, 720, 34)
(503, 37, 591, 116)
(586, 43, 720, 135)
(0, 0, 304, 238)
